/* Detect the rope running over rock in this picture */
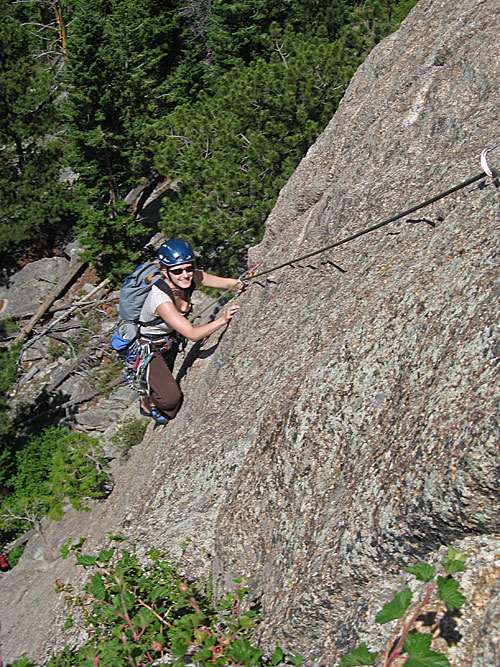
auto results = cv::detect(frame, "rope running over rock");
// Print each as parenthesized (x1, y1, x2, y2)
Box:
(193, 167, 494, 321)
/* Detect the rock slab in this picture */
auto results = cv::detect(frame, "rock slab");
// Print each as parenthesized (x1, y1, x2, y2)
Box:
(1, 1, 499, 664)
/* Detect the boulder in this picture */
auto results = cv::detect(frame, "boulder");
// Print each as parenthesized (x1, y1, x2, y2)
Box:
(0, 257, 70, 319)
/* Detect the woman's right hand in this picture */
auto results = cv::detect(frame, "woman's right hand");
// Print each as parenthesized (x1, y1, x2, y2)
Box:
(223, 301, 240, 323)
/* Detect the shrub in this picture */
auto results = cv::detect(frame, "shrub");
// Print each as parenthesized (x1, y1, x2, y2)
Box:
(47, 536, 302, 666)
(340, 545, 468, 666)
(111, 419, 148, 455)
(0, 428, 111, 542)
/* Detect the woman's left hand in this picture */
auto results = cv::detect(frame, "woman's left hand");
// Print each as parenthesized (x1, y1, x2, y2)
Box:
(223, 301, 240, 323)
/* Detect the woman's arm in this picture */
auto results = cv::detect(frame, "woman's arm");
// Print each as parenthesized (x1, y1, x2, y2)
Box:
(156, 299, 239, 342)
(197, 270, 239, 291)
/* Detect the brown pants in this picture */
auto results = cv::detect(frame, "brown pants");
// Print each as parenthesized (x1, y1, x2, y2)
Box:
(144, 345, 183, 419)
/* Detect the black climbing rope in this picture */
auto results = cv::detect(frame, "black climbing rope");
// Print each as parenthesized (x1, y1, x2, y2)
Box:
(192, 152, 498, 321)
(250, 171, 488, 281)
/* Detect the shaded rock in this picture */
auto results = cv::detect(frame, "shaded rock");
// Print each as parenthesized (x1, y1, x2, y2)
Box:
(21, 341, 48, 362)
(62, 237, 83, 263)
(75, 407, 118, 431)
(99, 385, 136, 411)
(74, 386, 138, 439)
(58, 376, 94, 403)
(0, 257, 70, 319)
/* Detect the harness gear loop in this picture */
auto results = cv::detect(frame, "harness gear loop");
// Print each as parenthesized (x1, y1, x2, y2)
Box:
(122, 339, 155, 394)
(480, 141, 500, 178)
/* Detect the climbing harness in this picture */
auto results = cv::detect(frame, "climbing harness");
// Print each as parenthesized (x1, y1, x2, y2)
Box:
(121, 339, 153, 393)
(121, 334, 181, 393)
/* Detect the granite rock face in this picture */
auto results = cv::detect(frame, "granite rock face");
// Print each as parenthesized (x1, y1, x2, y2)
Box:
(0, 257, 70, 318)
(1, 0, 499, 664)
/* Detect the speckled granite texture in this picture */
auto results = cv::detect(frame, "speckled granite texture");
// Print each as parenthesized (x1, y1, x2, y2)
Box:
(1, 0, 499, 664)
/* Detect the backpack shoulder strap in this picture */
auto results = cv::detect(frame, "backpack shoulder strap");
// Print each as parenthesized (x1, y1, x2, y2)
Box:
(152, 278, 175, 301)
(153, 278, 195, 304)
(139, 279, 173, 327)
(140, 279, 196, 328)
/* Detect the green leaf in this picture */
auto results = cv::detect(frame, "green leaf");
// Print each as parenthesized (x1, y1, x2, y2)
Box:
(64, 616, 73, 630)
(60, 540, 71, 559)
(437, 576, 466, 611)
(239, 613, 257, 629)
(229, 638, 263, 666)
(97, 548, 115, 564)
(404, 633, 433, 654)
(404, 563, 435, 582)
(442, 559, 467, 575)
(403, 632, 451, 665)
(444, 545, 467, 561)
(135, 609, 155, 629)
(271, 645, 284, 665)
(122, 589, 136, 611)
(88, 572, 106, 600)
(375, 589, 413, 624)
(442, 546, 467, 575)
(192, 648, 212, 662)
(171, 640, 188, 658)
(288, 657, 303, 666)
(151, 584, 171, 601)
(339, 643, 378, 666)
(76, 555, 97, 567)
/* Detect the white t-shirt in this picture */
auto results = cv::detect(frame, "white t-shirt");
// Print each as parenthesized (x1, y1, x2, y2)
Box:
(139, 283, 175, 338)
(139, 272, 200, 339)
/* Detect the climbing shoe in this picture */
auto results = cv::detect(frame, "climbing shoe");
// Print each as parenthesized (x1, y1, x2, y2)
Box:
(140, 406, 169, 425)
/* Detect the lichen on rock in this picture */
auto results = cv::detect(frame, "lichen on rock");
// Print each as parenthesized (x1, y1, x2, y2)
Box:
(1, 0, 499, 664)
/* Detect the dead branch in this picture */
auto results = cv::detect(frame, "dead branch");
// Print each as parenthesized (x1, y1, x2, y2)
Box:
(22, 277, 111, 350)
(13, 261, 86, 345)
(42, 333, 109, 394)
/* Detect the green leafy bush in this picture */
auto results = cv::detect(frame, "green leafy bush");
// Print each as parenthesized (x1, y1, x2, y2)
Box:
(47, 536, 302, 666)
(0, 333, 21, 493)
(340, 546, 468, 666)
(111, 419, 148, 455)
(0, 428, 111, 542)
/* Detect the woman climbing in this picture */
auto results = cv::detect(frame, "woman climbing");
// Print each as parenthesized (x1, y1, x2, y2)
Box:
(138, 238, 240, 424)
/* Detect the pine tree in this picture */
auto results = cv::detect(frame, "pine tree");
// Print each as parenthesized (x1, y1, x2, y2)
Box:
(0, 0, 76, 264)
(63, 0, 192, 278)
(150, 29, 347, 274)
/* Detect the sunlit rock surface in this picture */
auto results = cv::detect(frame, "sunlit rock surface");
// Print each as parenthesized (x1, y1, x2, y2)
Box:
(1, 0, 499, 664)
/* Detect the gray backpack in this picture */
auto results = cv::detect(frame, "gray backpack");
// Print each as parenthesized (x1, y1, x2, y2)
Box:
(111, 262, 163, 352)
(111, 262, 194, 352)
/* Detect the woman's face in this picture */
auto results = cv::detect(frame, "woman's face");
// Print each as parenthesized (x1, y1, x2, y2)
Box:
(165, 263, 194, 290)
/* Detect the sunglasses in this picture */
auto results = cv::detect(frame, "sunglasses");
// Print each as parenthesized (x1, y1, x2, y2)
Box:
(169, 265, 194, 276)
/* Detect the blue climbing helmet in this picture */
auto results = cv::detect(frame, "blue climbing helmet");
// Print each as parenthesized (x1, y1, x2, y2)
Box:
(158, 239, 195, 267)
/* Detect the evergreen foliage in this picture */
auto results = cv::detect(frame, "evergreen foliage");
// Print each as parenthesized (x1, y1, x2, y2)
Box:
(0, 426, 110, 545)
(0, 0, 76, 264)
(0, 0, 417, 277)
(151, 30, 346, 272)
(150, 0, 417, 274)
(0, 331, 21, 494)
